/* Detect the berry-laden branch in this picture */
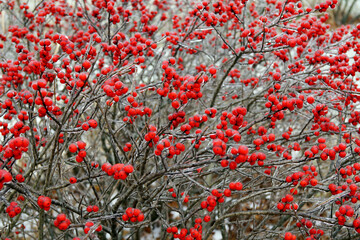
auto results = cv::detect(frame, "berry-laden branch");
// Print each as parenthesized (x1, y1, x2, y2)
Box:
(5, 0, 360, 240)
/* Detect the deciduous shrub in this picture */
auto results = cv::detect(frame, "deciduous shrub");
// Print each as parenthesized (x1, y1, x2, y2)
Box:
(2, 0, 360, 239)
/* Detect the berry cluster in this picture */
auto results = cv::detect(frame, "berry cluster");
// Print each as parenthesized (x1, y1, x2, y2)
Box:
(123, 142, 132, 152)
(58, 132, 64, 144)
(353, 218, 360, 233)
(4, 136, 29, 160)
(17, 195, 25, 201)
(336, 205, 354, 225)
(200, 189, 225, 212)
(158, 60, 208, 109)
(212, 138, 227, 156)
(168, 110, 186, 128)
(284, 232, 297, 240)
(227, 181, 243, 197)
(167, 218, 202, 240)
(90, 161, 99, 168)
(204, 108, 217, 118)
(11, 120, 30, 137)
(221, 145, 249, 169)
(54, 213, 71, 231)
(86, 205, 99, 213)
(182, 192, 190, 203)
(188, 114, 208, 128)
(144, 125, 159, 147)
(2, 99, 17, 121)
(102, 77, 129, 102)
(168, 188, 177, 198)
(101, 163, 134, 180)
(81, 119, 98, 131)
(191, 129, 206, 149)
(285, 165, 318, 188)
(68, 141, 87, 162)
(277, 194, 298, 212)
(296, 218, 314, 229)
(16, 174, 25, 183)
(34, 89, 62, 118)
(349, 111, 360, 126)
(154, 139, 170, 156)
(123, 93, 153, 123)
(295, 219, 324, 240)
(0, 169, 12, 190)
(339, 165, 357, 179)
(218, 107, 247, 130)
(6, 202, 21, 218)
(181, 113, 209, 135)
(84, 221, 102, 234)
(37, 195, 52, 211)
(155, 139, 185, 158)
(122, 208, 144, 222)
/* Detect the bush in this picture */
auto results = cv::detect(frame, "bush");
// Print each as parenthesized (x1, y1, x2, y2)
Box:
(2, 0, 360, 239)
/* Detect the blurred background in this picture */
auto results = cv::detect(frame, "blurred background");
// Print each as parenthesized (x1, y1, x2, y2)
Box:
(311, 0, 360, 26)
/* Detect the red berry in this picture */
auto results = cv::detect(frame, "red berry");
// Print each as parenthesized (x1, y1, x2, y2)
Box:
(69, 177, 77, 184)
(82, 60, 91, 69)
(307, 96, 315, 104)
(69, 144, 77, 153)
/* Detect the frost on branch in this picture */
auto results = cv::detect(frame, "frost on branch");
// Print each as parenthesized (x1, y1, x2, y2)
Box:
(3, 0, 360, 239)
